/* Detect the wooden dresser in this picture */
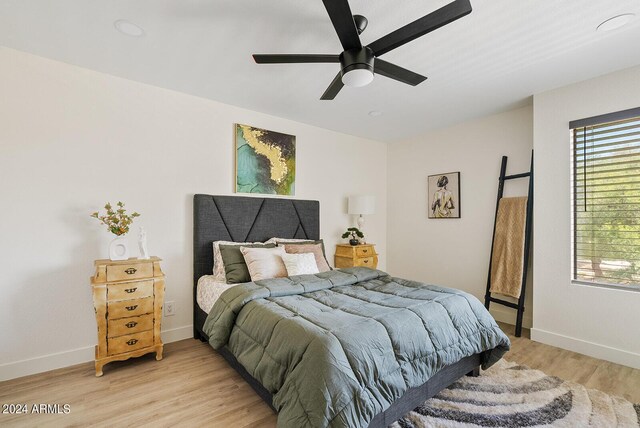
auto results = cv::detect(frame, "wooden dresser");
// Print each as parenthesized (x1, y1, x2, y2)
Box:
(91, 257, 165, 376)
(334, 244, 378, 269)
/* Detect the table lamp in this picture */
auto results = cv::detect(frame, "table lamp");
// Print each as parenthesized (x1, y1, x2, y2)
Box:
(348, 195, 375, 231)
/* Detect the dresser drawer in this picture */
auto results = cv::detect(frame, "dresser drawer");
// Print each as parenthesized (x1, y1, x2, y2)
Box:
(354, 256, 375, 267)
(108, 297, 153, 319)
(355, 246, 375, 257)
(108, 331, 154, 356)
(108, 314, 153, 338)
(106, 262, 153, 282)
(107, 280, 153, 302)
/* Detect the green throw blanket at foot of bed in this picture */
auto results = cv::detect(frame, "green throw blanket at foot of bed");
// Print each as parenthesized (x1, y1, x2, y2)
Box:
(203, 267, 510, 428)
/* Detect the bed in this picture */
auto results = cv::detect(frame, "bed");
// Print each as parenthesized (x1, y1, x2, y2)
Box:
(193, 194, 510, 428)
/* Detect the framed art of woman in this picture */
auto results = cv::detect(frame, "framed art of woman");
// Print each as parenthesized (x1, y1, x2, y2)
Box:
(428, 172, 460, 218)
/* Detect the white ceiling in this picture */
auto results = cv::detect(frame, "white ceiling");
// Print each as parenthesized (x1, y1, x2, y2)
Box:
(1, 0, 640, 142)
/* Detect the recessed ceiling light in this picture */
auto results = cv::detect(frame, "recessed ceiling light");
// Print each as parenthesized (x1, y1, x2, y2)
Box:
(114, 19, 145, 37)
(368, 110, 382, 117)
(597, 14, 635, 32)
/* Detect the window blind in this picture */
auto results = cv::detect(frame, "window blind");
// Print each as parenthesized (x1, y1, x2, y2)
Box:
(571, 108, 640, 289)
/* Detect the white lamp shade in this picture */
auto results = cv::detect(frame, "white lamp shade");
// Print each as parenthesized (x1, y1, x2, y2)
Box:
(348, 195, 375, 215)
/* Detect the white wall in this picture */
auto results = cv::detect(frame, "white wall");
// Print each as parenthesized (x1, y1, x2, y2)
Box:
(533, 65, 640, 369)
(387, 106, 533, 325)
(0, 47, 388, 380)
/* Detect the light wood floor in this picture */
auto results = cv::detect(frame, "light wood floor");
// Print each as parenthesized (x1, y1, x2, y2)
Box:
(1, 323, 638, 427)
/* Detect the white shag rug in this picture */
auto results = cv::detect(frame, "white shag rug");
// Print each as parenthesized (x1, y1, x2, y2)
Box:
(392, 359, 640, 428)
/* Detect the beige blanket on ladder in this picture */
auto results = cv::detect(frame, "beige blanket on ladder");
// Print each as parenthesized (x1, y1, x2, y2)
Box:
(490, 196, 528, 299)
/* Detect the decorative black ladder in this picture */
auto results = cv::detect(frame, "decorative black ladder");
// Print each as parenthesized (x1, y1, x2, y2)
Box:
(484, 150, 534, 337)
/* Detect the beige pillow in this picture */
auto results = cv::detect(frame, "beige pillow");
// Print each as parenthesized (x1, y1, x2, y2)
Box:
(282, 253, 319, 276)
(240, 246, 288, 281)
(282, 243, 331, 272)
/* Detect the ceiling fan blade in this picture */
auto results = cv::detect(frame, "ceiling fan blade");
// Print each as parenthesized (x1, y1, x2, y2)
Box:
(322, 0, 362, 51)
(320, 73, 344, 100)
(368, 0, 472, 57)
(375, 59, 427, 86)
(253, 54, 340, 64)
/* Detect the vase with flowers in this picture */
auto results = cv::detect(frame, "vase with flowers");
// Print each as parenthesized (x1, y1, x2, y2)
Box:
(91, 202, 141, 261)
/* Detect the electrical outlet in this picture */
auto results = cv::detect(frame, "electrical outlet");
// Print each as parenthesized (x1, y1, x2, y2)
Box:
(164, 301, 176, 317)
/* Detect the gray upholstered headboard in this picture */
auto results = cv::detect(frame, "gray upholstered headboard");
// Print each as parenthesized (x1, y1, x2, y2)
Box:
(193, 194, 320, 339)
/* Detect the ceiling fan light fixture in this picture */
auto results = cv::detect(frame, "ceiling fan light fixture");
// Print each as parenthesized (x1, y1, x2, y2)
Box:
(340, 47, 375, 87)
(342, 65, 374, 87)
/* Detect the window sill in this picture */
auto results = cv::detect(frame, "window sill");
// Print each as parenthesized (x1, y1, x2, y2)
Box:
(571, 280, 640, 293)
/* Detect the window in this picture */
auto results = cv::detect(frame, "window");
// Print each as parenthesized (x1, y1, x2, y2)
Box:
(571, 107, 640, 290)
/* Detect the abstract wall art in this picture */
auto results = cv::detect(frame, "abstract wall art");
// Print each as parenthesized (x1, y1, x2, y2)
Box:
(235, 124, 296, 195)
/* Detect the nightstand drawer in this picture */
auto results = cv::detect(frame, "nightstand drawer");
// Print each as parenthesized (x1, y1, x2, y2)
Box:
(108, 331, 154, 355)
(355, 246, 375, 257)
(335, 244, 378, 270)
(107, 280, 153, 302)
(108, 297, 153, 319)
(108, 314, 153, 338)
(354, 256, 375, 267)
(335, 246, 354, 258)
(106, 262, 153, 282)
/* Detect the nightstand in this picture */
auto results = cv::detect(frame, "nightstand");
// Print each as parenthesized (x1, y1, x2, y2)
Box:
(91, 257, 165, 376)
(335, 244, 378, 269)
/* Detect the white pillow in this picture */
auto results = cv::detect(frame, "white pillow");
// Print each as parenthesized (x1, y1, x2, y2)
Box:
(240, 246, 288, 281)
(281, 253, 320, 276)
(265, 237, 313, 245)
(212, 240, 258, 282)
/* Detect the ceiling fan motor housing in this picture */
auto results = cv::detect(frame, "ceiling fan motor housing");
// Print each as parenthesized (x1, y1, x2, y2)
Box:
(340, 47, 375, 82)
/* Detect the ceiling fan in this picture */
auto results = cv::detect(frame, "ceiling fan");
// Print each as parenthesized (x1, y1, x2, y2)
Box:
(253, 0, 472, 100)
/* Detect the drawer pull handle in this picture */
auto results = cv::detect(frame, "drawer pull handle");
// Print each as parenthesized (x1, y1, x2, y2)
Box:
(125, 305, 138, 311)
(126, 339, 138, 346)
(363, 259, 369, 263)
(362, 249, 368, 253)
(124, 268, 137, 275)
(125, 321, 138, 328)
(125, 287, 137, 293)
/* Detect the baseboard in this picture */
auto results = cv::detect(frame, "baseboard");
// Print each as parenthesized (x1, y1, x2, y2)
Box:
(0, 345, 96, 382)
(0, 325, 194, 382)
(489, 306, 532, 329)
(160, 325, 193, 344)
(531, 328, 640, 370)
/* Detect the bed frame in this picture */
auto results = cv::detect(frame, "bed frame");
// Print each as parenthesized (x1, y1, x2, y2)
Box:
(193, 194, 480, 428)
